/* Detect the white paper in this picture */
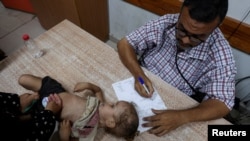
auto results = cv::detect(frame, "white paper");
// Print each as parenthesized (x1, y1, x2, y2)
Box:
(112, 77, 167, 133)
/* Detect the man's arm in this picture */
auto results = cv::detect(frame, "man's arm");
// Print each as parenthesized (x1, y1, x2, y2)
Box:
(173, 99, 230, 125)
(117, 38, 154, 97)
(143, 99, 230, 136)
(74, 82, 105, 103)
(117, 37, 144, 78)
(183, 99, 230, 122)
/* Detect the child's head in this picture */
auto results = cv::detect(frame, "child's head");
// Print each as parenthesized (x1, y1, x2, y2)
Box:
(98, 101, 139, 140)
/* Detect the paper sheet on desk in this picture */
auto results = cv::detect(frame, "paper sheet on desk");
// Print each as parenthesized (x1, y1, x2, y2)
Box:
(112, 77, 167, 133)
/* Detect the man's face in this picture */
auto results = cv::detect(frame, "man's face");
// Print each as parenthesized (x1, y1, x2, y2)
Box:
(176, 7, 220, 49)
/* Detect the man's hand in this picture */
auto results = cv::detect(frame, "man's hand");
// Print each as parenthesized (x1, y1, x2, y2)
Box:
(134, 76, 154, 98)
(142, 109, 187, 136)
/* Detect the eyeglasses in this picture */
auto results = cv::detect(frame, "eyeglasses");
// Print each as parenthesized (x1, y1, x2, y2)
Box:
(176, 24, 205, 44)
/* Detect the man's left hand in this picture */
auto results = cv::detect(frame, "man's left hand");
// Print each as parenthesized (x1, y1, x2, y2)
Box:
(142, 109, 186, 136)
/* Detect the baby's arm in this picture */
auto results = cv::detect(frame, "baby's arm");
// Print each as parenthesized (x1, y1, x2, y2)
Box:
(59, 120, 78, 141)
(74, 82, 105, 103)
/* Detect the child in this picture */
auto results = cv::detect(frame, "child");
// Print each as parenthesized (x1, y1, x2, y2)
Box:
(0, 91, 62, 141)
(18, 74, 139, 141)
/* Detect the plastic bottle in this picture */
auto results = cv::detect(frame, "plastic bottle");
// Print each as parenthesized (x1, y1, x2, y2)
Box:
(22, 34, 44, 58)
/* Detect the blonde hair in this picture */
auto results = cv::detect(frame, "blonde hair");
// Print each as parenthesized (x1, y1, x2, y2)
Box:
(104, 101, 139, 140)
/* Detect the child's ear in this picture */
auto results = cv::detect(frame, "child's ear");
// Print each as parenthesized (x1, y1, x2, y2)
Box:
(105, 119, 116, 128)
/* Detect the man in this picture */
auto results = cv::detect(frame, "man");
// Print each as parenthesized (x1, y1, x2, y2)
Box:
(117, 0, 236, 136)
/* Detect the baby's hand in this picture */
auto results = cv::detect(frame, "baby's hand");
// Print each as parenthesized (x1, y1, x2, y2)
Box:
(59, 120, 72, 141)
(74, 82, 89, 92)
(45, 94, 62, 114)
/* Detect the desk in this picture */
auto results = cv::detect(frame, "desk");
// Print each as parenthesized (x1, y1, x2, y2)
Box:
(0, 20, 230, 141)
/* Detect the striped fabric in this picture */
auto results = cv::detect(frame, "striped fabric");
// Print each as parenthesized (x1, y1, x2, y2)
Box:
(126, 14, 237, 109)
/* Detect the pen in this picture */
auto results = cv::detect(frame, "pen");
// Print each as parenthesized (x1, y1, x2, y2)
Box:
(138, 76, 150, 95)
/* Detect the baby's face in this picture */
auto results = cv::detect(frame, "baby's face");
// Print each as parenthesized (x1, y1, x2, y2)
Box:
(98, 101, 130, 127)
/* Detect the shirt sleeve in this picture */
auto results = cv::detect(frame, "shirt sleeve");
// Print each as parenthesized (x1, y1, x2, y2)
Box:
(0, 92, 21, 120)
(126, 14, 178, 55)
(27, 110, 57, 141)
(199, 35, 237, 110)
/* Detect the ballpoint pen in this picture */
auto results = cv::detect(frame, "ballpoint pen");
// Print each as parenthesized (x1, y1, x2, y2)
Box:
(138, 76, 150, 95)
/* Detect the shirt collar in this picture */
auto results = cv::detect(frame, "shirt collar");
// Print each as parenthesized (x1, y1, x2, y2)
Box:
(188, 43, 209, 60)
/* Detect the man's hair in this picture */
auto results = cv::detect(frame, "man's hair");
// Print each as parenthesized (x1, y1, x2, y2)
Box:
(104, 101, 139, 140)
(183, 0, 228, 23)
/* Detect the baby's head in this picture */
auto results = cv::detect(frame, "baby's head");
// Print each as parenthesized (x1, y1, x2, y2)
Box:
(98, 101, 139, 140)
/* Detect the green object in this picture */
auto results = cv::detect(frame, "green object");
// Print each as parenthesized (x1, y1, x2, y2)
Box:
(23, 100, 37, 113)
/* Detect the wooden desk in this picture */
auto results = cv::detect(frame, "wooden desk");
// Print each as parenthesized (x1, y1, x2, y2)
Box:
(0, 20, 230, 141)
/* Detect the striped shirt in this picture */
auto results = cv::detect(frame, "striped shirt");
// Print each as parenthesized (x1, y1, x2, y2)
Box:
(126, 14, 237, 109)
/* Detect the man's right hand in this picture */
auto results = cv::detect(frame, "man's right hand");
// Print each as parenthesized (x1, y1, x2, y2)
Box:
(135, 76, 154, 98)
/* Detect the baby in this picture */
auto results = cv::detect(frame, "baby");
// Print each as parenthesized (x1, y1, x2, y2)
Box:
(18, 74, 139, 141)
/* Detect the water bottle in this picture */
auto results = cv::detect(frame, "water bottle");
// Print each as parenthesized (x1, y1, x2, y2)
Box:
(22, 34, 44, 58)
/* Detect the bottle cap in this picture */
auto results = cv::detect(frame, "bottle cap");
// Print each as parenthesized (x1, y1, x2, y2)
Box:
(22, 34, 30, 41)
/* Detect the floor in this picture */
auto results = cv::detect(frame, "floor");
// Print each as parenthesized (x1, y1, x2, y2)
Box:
(0, 1, 117, 57)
